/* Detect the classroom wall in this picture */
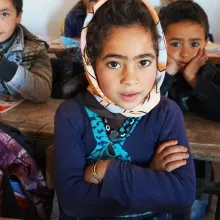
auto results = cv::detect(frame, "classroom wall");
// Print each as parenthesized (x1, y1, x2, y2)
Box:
(195, 0, 220, 42)
(22, 0, 220, 41)
(22, 0, 78, 36)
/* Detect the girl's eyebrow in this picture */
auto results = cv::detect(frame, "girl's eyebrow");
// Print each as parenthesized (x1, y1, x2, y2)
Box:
(169, 38, 183, 41)
(134, 53, 155, 60)
(0, 8, 10, 12)
(102, 53, 155, 60)
(102, 54, 126, 60)
(189, 38, 202, 41)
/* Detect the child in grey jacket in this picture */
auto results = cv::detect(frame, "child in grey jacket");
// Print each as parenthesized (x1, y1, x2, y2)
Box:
(0, 0, 52, 103)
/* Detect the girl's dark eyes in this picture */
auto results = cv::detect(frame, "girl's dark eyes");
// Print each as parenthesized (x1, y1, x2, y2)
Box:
(171, 42, 181, 47)
(107, 60, 151, 68)
(138, 60, 151, 67)
(107, 61, 121, 69)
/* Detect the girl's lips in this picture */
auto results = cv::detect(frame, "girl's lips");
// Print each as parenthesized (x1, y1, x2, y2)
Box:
(120, 93, 139, 101)
(178, 62, 188, 68)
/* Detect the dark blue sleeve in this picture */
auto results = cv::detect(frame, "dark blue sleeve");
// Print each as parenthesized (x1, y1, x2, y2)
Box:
(64, 12, 79, 38)
(193, 63, 220, 121)
(54, 105, 118, 217)
(100, 105, 196, 213)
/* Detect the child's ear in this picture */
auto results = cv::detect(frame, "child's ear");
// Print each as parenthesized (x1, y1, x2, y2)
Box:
(16, 12, 22, 24)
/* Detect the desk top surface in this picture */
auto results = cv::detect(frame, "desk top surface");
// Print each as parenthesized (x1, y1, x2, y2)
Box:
(38, 35, 220, 64)
(184, 113, 220, 161)
(0, 99, 219, 161)
(0, 218, 21, 220)
(0, 98, 63, 138)
(37, 35, 80, 53)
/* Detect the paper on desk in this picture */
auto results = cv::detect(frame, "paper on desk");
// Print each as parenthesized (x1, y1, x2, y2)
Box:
(36, 35, 80, 49)
(206, 41, 220, 52)
(60, 36, 80, 48)
(49, 37, 80, 49)
(0, 94, 25, 113)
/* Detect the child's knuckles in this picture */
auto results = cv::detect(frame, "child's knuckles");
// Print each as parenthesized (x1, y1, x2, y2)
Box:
(168, 145, 185, 153)
(157, 143, 170, 153)
(166, 161, 185, 171)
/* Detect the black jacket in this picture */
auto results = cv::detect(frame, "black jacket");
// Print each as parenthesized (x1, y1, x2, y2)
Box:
(161, 62, 220, 121)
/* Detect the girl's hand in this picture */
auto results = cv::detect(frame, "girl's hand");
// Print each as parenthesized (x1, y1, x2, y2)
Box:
(84, 160, 111, 184)
(183, 48, 208, 88)
(84, 164, 99, 184)
(150, 140, 189, 172)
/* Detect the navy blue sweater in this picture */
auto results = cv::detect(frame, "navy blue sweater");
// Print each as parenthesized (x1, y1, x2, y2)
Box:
(64, 1, 86, 38)
(54, 96, 196, 219)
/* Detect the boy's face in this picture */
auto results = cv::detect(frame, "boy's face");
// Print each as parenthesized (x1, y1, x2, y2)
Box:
(0, 0, 22, 43)
(165, 21, 208, 70)
(95, 25, 157, 110)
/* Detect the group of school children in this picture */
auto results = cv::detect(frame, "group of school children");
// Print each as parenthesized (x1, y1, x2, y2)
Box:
(0, 0, 220, 219)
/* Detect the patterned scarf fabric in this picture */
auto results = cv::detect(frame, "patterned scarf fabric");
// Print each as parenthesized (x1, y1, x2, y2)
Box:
(81, 0, 167, 117)
(0, 27, 18, 54)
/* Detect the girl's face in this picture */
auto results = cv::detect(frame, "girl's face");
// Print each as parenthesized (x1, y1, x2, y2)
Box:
(95, 24, 157, 110)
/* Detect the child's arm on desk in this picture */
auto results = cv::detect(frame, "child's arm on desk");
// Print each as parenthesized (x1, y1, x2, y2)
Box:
(0, 45, 51, 103)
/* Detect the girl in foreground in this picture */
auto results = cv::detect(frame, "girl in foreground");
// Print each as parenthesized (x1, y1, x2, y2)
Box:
(54, 0, 195, 219)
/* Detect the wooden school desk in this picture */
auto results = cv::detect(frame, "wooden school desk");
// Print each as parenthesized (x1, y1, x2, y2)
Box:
(0, 99, 219, 162)
(206, 41, 220, 64)
(0, 218, 21, 220)
(207, 50, 220, 65)
(0, 98, 63, 139)
(38, 36, 66, 54)
(36, 35, 80, 54)
(184, 113, 220, 162)
(36, 35, 220, 64)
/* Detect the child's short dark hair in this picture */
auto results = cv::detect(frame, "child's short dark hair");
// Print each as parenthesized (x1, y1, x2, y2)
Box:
(86, 0, 159, 64)
(159, 1, 209, 39)
(12, 0, 23, 15)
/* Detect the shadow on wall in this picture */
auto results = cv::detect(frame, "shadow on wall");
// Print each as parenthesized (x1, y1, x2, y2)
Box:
(46, 0, 169, 35)
(46, 0, 63, 36)
(152, 0, 169, 14)
(46, 0, 76, 36)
